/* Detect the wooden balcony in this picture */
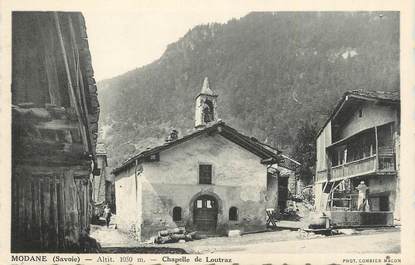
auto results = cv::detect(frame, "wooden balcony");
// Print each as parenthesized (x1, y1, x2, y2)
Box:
(328, 154, 395, 182)
(378, 154, 396, 172)
(331, 155, 377, 181)
(318, 123, 398, 183)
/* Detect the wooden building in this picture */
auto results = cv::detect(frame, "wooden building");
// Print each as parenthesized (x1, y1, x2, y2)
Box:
(278, 155, 301, 208)
(314, 90, 400, 225)
(91, 143, 115, 217)
(11, 11, 99, 252)
(113, 78, 282, 241)
(268, 155, 301, 212)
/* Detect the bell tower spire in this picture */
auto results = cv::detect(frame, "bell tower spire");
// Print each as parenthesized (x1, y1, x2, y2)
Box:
(195, 77, 218, 129)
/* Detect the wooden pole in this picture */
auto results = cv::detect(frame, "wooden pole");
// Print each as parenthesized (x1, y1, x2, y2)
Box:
(67, 15, 95, 157)
(135, 160, 139, 204)
(37, 15, 61, 106)
(375, 126, 379, 171)
(53, 12, 88, 153)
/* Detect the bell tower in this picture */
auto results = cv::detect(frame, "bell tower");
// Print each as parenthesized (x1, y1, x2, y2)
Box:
(195, 77, 218, 129)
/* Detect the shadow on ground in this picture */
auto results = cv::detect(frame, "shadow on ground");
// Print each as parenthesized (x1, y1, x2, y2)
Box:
(99, 247, 188, 254)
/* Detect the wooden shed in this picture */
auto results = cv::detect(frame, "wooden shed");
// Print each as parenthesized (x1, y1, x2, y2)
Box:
(11, 11, 99, 252)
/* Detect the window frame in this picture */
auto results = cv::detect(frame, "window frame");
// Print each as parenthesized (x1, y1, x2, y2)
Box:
(198, 163, 213, 185)
(358, 107, 363, 118)
(144, 153, 160, 162)
(229, 206, 238, 221)
(172, 206, 182, 222)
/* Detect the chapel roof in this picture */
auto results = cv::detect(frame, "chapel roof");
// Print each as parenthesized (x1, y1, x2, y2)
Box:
(112, 121, 282, 175)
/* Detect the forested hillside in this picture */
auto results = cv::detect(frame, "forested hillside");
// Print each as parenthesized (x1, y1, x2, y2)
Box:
(98, 12, 399, 169)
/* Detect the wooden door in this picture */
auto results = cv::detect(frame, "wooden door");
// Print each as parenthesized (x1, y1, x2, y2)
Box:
(11, 173, 65, 251)
(193, 195, 218, 232)
(11, 169, 91, 252)
(379, 196, 389, 211)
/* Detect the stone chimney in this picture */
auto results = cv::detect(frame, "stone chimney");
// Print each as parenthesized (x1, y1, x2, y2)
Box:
(165, 129, 179, 142)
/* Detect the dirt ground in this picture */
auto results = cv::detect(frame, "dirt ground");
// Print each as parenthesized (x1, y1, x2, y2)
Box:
(147, 227, 400, 254)
(90, 215, 400, 254)
(180, 229, 400, 254)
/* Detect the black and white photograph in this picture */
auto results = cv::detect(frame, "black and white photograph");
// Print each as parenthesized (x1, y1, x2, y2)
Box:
(1, 1, 414, 264)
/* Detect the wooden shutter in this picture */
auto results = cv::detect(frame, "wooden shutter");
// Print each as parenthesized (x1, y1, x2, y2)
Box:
(199, 164, 212, 184)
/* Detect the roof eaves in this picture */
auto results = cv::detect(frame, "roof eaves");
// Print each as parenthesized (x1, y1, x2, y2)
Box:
(315, 93, 348, 139)
(315, 90, 400, 139)
(347, 92, 400, 104)
(347, 90, 400, 102)
(281, 154, 301, 165)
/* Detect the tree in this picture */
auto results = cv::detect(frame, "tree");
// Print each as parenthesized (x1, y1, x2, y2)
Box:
(97, 12, 399, 171)
(291, 121, 318, 186)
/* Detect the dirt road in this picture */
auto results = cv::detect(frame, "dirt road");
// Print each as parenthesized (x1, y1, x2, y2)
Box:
(186, 230, 400, 254)
(91, 221, 400, 254)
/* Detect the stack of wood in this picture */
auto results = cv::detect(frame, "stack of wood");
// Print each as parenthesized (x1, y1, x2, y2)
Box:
(154, 228, 197, 244)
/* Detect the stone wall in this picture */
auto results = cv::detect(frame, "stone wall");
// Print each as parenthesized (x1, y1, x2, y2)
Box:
(114, 165, 141, 238)
(328, 211, 394, 227)
(367, 174, 397, 212)
(92, 155, 107, 204)
(137, 133, 270, 240)
(394, 132, 400, 221)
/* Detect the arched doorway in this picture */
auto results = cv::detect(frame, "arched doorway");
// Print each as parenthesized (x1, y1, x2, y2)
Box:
(193, 195, 218, 232)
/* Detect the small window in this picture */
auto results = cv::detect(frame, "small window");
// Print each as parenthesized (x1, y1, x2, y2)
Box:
(229, 207, 238, 221)
(173, 207, 182, 221)
(358, 108, 363, 118)
(199, 164, 212, 184)
(145, 153, 160, 162)
(196, 200, 203, 208)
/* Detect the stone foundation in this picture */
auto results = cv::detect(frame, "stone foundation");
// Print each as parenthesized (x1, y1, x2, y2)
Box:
(328, 211, 394, 227)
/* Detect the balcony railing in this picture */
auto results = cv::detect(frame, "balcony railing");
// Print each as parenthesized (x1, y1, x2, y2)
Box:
(331, 155, 377, 181)
(317, 123, 397, 183)
(316, 154, 396, 183)
(378, 154, 396, 172)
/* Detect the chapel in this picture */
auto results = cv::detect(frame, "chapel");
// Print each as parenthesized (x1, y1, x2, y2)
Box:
(113, 77, 282, 240)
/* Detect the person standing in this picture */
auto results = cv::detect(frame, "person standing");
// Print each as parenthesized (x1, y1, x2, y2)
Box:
(104, 204, 112, 228)
(356, 181, 369, 211)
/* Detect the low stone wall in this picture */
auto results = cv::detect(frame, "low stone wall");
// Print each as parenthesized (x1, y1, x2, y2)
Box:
(328, 211, 394, 227)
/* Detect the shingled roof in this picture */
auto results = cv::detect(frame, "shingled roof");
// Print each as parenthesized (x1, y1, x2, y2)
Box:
(316, 89, 400, 138)
(347, 90, 400, 102)
(112, 121, 282, 175)
(279, 154, 301, 171)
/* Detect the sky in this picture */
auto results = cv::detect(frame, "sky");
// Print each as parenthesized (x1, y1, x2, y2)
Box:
(83, 10, 249, 81)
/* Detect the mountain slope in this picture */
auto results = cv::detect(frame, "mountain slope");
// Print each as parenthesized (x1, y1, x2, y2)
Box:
(98, 12, 399, 169)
